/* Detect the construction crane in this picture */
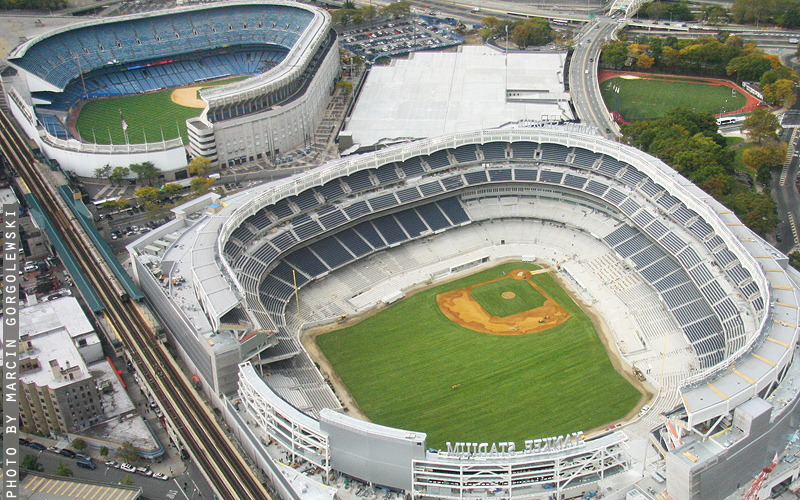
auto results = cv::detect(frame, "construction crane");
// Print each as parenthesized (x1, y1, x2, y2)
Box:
(741, 453, 779, 500)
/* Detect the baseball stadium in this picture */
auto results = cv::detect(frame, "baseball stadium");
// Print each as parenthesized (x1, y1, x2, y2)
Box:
(2, 0, 339, 177)
(127, 125, 800, 500)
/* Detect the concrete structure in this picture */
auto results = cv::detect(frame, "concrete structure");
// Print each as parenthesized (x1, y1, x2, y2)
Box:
(9, 297, 104, 435)
(131, 126, 800, 500)
(2, 1, 339, 177)
(340, 47, 573, 150)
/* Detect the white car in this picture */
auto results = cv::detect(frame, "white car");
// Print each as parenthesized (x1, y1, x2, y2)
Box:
(120, 463, 136, 473)
(153, 472, 169, 481)
(638, 404, 651, 417)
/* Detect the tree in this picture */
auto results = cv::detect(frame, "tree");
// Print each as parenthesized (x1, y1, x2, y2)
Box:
(136, 186, 160, 205)
(478, 27, 493, 42)
(56, 462, 73, 477)
(723, 191, 778, 235)
(742, 108, 781, 143)
(162, 183, 183, 198)
(130, 162, 160, 186)
(115, 441, 140, 464)
(117, 198, 130, 210)
(637, 54, 655, 69)
(743, 142, 787, 170)
(109, 166, 130, 186)
(22, 455, 44, 472)
(481, 16, 500, 30)
(336, 80, 353, 96)
(190, 177, 214, 195)
(94, 164, 112, 181)
(789, 251, 800, 271)
(100, 446, 109, 459)
(726, 52, 774, 82)
(120, 475, 134, 486)
(71, 437, 87, 453)
(762, 79, 797, 107)
(601, 41, 629, 69)
(188, 156, 211, 177)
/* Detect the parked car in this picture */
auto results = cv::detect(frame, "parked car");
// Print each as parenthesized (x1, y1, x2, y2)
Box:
(19, 438, 29, 446)
(105, 461, 120, 468)
(47, 446, 61, 454)
(59, 449, 77, 459)
(27, 442, 46, 451)
(76, 453, 91, 461)
(120, 463, 136, 473)
(77, 459, 96, 470)
(136, 466, 152, 477)
(153, 472, 169, 481)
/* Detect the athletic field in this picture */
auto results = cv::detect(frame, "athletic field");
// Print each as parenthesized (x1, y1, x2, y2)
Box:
(74, 76, 248, 145)
(601, 75, 748, 122)
(315, 262, 641, 449)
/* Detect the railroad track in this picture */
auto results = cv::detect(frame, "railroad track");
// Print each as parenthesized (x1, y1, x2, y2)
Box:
(0, 110, 271, 500)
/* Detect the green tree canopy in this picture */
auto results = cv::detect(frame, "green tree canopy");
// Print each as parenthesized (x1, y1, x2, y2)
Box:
(115, 442, 140, 464)
(94, 164, 112, 181)
(71, 438, 87, 453)
(22, 455, 44, 472)
(188, 156, 211, 177)
(99, 446, 109, 458)
(135, 186, 160, 205)
(56, 462, 73, 477)
(742, 108, 781, 143)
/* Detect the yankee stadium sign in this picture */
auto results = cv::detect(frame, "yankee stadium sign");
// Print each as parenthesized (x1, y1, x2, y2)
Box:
(443, 431, 584, 458)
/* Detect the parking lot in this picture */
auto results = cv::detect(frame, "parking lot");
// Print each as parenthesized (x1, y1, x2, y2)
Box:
(341, 17, 463, 61)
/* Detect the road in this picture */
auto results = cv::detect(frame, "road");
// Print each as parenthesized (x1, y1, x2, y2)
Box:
(23, 449, 214, 500)
(568, 15, 622, 138)
(771, 128, 800, 253)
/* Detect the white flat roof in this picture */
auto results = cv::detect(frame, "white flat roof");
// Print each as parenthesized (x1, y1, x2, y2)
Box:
(18, 296, 94, 339)
(343, 46, 573, 147)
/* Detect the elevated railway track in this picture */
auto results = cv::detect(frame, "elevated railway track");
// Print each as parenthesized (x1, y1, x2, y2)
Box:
(0, 109, 271, 500)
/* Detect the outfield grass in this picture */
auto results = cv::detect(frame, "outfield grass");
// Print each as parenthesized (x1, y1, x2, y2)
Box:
(601, 76, 747, 122)
(469, 278, 546, 317)
(75, 76, 249, 145)
(316, 262, 641, 449)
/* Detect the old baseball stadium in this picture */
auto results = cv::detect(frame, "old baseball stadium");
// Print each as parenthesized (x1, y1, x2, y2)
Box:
(3, 0, 339, 177)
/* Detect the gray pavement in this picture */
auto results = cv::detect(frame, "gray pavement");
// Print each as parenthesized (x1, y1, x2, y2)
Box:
(568, 15, 623, 138)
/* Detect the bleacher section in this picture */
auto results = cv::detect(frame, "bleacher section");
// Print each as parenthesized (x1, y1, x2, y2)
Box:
(603, 225, 725, 368)
(221, 140, 764, 416)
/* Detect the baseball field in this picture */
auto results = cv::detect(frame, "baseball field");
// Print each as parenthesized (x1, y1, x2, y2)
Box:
(315, 261, 642, 449)
(73, 76, 249, 145)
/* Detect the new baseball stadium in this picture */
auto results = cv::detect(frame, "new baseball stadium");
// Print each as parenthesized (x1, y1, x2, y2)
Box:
(128, 124, 800, 500)
(2, 0, 339, 177)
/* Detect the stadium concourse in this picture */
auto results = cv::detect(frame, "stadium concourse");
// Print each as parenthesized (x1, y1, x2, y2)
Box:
(127, 125, 800, 500)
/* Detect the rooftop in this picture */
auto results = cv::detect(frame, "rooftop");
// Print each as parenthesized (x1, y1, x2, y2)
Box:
(342, 46, 573, 148)
(18, 296, 94, 340)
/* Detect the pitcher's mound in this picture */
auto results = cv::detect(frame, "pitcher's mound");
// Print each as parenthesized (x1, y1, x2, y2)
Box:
(502, 292, 516, 299)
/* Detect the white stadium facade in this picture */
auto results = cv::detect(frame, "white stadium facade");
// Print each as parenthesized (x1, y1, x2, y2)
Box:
(127, 125, 800, 500)
(2, 0, 339, 177)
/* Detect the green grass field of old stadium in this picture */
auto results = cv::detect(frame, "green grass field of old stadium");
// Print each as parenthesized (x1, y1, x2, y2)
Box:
(600, 76, 747, 121)
(74, 76, 248, 146)
(316, 262, 641, 449)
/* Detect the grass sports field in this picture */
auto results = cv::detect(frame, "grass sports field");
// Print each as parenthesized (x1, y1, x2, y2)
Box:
(470, 277, 546, 317)
(315, 262, 641, 449)
(74, 76, 248, 145)
(601, 75, 747, 121)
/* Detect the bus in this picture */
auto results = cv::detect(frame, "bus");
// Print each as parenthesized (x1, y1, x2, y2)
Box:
(552, 19, 570, 26)
(716, 116, 746, 126)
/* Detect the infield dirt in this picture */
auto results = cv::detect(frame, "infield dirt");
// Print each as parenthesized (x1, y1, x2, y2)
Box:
(436, 269, 569, 335)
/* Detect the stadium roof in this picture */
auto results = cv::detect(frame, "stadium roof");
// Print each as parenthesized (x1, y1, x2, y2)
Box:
(342, 46, 573, 148)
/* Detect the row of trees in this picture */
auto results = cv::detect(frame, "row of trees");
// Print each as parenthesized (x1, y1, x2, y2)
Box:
(621, 108, 779, 236)
(601, 35, 798, 107)
(331, 0, 411, 28)
(633, 0, 800, 28)
(636, 1, 693, 22)
(479, 16, 556, 49)
(0, 0, 65, 10)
